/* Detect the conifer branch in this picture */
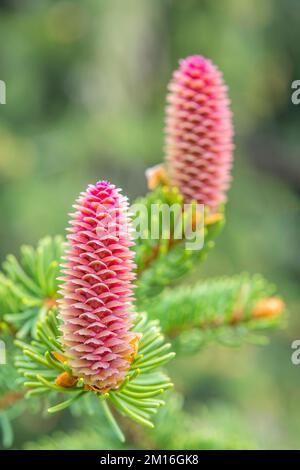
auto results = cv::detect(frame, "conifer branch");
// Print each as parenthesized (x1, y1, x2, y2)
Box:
(134, 187, 225, 302)
(0, 236, 64, 339)
(145, 274, 285, 351)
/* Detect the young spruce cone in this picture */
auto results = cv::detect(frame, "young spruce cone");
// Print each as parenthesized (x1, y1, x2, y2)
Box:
(165, 55, 234, 212)
(58, 181, 139, 392)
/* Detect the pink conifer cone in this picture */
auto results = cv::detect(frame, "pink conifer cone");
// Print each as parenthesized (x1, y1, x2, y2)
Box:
(58, 181, 139, 392)
(165, 55, 234, 212)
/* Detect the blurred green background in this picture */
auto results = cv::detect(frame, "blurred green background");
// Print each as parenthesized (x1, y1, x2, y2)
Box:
(0, 0, 299, 449)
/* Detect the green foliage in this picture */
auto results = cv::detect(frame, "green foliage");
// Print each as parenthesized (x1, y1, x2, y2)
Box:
(145, 274, 285, 352)
(23, 394, 254, 450)
(0, 236, 64, 338)
(0, 334, 25, 448)
(24, 427, 123, 451)
(149, 394, 256, 450)
(133, 185, 184, 271)
(134, 186, 225, 302)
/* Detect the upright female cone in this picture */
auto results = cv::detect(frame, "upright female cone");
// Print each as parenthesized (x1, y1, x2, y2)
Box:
(58, 181, 139, 392)
(165, 55, 234, 212)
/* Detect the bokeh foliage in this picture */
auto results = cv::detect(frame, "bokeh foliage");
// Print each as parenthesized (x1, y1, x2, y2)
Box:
(0, 0, 299, 450)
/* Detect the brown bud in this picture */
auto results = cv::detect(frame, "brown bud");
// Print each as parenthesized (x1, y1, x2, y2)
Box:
(205, 212, 224, 226)
(252, 297, 285, 319)
(55, 371, 77, 388)
(146, 164, 169, 190)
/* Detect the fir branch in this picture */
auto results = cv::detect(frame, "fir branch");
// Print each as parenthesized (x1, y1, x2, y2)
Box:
(134, 186, 224, 274)
(133, 185, 183, 273)
(134, 187, 224, 302)
(145, 274, 285, 351)
(0, 236, 64, 339)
